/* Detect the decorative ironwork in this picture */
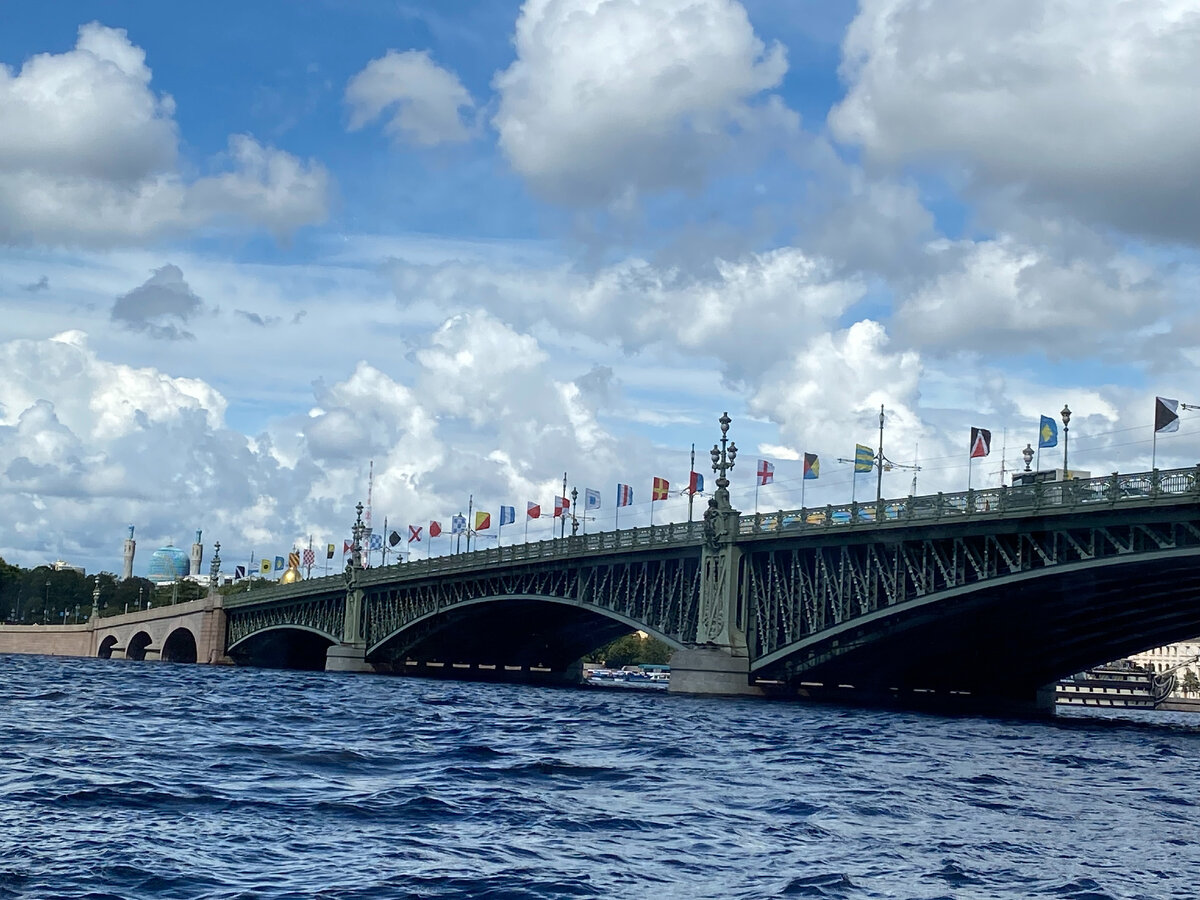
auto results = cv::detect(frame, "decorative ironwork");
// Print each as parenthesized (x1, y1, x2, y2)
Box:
(747, 509, 1200, 663)
(223, 465, 1200, 670)
(226, 594, 345, 647)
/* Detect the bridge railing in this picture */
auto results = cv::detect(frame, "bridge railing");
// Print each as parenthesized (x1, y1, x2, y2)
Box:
(240, 519, 707, 598)
(738, 465, 1200, 536)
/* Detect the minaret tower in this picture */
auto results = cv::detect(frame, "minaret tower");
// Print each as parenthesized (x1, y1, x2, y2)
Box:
(190, 529, 203, 578)
(121, 525, 136, 581)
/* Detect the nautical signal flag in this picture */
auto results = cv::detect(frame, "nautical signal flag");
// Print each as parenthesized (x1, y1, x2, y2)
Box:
(1156, 397, 1181, 433)
(652, 477, 669, 500)
(499, 506, 516, 526)
(326, 543, 335, 559)
(235, 565, 246, 579)
(970, 427, 992, 459)
(585, 488, 601, 510)
(554, 495, 570, 517)
(388, 530, 402, 547)
(288, 552, 300, 568)
(527, 501, 540, 519)
(475, 511, 491, 531)
(343, 539, 352, 556)
(803, 453, 819, 480)
(451, 515, 466, 534)
(854, 444, 873, 473)
(260, 558, 271, 574)
(756, 460, 774, 485)
(688, 472, 704, 495)
(1039, 415, 1058, 448)
(369, 533, 383, 551)
(408, 525, 422, 543)
(429, 521, 442, 537)
(302, 549, 315, 567)
(617, 483, 634, 507)
(274, 556, 285, 571)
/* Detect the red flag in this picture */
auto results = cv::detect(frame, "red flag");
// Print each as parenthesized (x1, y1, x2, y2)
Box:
(343, 539, 352, 556)
(429, 521, 442, 538)
(554, 496, 570, 517)
(970, 427, 992, 459)
(652, 477, 669, 501)
(527, 501, 541, 519)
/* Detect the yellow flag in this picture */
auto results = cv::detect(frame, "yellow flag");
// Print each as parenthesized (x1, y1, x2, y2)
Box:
(259, 558, 270, 574)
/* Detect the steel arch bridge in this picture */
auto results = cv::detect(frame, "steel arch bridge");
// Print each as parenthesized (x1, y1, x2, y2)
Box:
(223, 467, 1200, 707)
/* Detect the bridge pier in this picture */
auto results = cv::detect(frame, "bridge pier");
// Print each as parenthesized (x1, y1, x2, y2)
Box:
(325, 643, 375, 673)
(668, 648, 764, 697)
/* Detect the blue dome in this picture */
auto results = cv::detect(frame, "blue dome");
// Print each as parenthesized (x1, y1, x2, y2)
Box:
(147, 545, 190, 583)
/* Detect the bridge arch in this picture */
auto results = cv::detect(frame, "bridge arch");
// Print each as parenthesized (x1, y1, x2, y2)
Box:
(97, 635, 118, 659)
(126, 631, 153, 661)
(227, 624, 339, 671)
(753, 547, 1200, 701)
(367, 593, 683, 672)
(161, 628, 198, 663)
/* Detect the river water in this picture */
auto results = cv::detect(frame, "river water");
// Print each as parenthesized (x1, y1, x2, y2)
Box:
(2, 654, 1198, 900)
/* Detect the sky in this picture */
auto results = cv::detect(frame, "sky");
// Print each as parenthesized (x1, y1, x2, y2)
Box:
(2, 0, 1199, 577)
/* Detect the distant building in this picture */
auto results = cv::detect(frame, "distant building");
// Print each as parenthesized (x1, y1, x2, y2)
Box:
(146, 545, 190, 584)
(51, 559, 85, 575)
(1128, 642, 1200, 698)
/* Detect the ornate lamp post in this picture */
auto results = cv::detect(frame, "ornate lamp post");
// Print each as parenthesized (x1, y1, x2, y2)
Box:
(350, 502, 365, 572)
(1022, 443, 1034, 473)
(570, 487, 580, 536)
(709, 411, 738, 511)
(209, 541, 221, 596)
(91, 578, 101, 620)
(1061, 404, 1072, 477)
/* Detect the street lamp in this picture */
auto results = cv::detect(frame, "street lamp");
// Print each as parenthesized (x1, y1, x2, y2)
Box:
(710, 411, 738, 511)
(570, 487, 579, 537)
(1061, 404, 1072, 477)
(1022, 443, 1034, 473)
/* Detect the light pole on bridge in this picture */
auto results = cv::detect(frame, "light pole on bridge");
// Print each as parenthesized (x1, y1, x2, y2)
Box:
(709, 411, 738, 512)
(1061, 404, 1072, 477)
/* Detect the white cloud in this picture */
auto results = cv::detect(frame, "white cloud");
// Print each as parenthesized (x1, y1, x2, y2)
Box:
(830, 0, 1200, 243)
(894, 236, 1168, 357)
(345, 49, 474, 146)
(492, 0, 795, 206)
(0, 24, 329, 246)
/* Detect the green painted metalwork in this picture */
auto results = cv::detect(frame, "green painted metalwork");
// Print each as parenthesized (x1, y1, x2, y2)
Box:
(225, 466, 1200, 666)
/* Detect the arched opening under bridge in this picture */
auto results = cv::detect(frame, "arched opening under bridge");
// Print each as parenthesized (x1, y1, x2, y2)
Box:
(228, 626, 335, 671)
(161, 628, 198, 663)
(126, 631, 153, 661)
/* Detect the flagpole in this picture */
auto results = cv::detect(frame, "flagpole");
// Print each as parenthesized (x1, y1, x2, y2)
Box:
(615, 491, 620, 531)
(524, 509, 529, 544)
(801, 458, 806, 509)
(688, 444, 695, 523)
(466, 494, 474, 552)
(561, 472, 567, 539)
(306, 534, 313, 579)
(1152, 425, 1158, 471)
(968, 453, 973, 491)
(754, 477, 760, 514)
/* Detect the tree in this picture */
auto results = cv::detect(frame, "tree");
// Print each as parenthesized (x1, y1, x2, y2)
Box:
(1182, 668, 1200, 698)
(593, 632, 673, 668)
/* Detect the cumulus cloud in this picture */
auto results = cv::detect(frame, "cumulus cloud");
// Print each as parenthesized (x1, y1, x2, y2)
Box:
(492, 0, 795, 207)
(830, 0, 1200, 243)
(893, 236, 1168, 358)
(111, 264, 203, 340)
(345, 49, 474, 146)
(0, 23, 330, 246)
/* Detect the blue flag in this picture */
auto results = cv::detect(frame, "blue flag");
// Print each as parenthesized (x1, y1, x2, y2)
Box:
(1038, 415, 1058, 448)
(499, 505, 516, 526)
(585, 488, 601, 510)
(451, 515, 467, 535)
(274, 555, 285, 571)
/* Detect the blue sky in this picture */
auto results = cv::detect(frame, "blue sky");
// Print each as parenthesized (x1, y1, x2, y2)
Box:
(1, 0, 1198, 576)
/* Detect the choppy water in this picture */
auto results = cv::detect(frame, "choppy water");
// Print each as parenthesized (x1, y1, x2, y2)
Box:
(2, 655, 1199, 899)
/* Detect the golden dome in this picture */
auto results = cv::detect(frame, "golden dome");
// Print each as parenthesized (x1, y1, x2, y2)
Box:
(279, 565, 303, 584)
